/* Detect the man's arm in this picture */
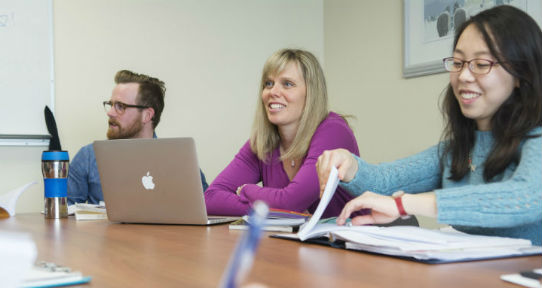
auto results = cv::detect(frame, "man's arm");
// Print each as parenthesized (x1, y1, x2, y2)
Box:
(67, 144, 93, 205)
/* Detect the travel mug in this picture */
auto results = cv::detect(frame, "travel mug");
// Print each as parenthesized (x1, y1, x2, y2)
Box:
(42, 151, 69, 218)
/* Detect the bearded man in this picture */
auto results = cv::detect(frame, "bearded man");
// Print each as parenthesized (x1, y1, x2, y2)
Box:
(67, 70, 208, 204)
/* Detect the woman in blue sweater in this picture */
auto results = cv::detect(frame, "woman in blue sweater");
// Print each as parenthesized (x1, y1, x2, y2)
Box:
(316, 5, 542, 245)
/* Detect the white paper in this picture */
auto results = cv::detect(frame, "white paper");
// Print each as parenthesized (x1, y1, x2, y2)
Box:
(242, 215, 305, 226)
(68, 201, 106, 215)
(336, 226, 538, 261)
(501, 269, 542, 288)
(74, 203, 107, 221)
(0, 181, 36, 216)
(21, 268, 85, 288)
(0, 231, 37, 288)
(298, 167, 339, 241)
(501, 274, 541, 288)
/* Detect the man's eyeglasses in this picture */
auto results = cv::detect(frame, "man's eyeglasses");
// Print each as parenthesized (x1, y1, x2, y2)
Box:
(103, 101, 149, 114)
(442, 57, 499, 75)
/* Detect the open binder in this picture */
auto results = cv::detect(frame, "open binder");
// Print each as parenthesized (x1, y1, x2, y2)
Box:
(271, 167, 542, 264)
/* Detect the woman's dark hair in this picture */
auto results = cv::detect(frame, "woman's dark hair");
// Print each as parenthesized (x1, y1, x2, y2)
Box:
(441, 5, 542, 181)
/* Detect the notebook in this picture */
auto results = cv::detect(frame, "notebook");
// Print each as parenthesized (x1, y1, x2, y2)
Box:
(93, 137, 237, 225)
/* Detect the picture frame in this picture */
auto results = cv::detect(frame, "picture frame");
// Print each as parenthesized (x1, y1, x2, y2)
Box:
(403, 0, 542, 78)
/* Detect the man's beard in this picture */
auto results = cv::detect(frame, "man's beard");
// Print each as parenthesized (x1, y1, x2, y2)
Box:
(107, 117, 143, 140)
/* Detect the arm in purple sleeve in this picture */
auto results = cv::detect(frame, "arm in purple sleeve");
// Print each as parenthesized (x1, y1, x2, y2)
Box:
(240, 115, 359, 213)
(204, 141, 262, 216)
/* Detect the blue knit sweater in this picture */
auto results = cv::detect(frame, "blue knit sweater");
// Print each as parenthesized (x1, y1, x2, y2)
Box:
(341, 127, 542, 245)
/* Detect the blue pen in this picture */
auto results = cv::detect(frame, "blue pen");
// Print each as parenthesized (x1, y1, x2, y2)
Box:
(219, 200, 269, 288)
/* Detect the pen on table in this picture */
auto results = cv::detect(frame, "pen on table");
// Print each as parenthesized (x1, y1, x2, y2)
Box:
(219, 200, 269, 288)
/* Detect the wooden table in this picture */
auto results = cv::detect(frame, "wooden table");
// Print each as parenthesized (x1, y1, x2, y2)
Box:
(1, 214, 539, 287)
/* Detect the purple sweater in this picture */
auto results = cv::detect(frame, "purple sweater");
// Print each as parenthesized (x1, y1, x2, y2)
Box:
(205, 112, 360, 217)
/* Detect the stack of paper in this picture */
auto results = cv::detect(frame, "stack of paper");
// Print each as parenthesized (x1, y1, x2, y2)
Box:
(73, 203, 107, 221)
(336, 225, 539, 262)
(230, 208, 309, 232)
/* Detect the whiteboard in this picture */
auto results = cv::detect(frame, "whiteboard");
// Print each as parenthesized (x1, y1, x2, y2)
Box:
(0, 0, 53, 146)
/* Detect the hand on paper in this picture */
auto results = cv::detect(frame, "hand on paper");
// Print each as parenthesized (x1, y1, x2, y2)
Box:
(336, 191, 438, 225)
(316, 149, 358, 197)
(336, 191, 400, 226)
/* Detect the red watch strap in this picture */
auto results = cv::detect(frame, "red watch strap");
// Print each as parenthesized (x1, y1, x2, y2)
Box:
(394, 195, 408, 217)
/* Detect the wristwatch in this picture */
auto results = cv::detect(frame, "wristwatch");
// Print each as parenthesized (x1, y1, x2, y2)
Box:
(392, 191, 410, 220)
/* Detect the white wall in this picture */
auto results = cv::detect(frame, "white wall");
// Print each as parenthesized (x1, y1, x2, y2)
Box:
(324, 1, 448, 228)
(2, 1, 452, 229)
(0, 0, 324, 213)
(324, 1, 448, 162)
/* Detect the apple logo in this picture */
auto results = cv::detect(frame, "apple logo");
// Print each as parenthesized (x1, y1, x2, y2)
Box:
(141, 171, 155, 190)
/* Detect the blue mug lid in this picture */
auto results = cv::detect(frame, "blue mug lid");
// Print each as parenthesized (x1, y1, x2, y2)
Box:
(42, 151, 69, 161)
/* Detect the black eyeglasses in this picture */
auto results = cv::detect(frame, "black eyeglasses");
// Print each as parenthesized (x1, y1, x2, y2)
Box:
(103, 101, 149, 114)
(442, 57, 499, 75)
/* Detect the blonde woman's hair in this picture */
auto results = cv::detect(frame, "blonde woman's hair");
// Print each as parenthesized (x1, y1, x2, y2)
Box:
(250, 49, 329, 162)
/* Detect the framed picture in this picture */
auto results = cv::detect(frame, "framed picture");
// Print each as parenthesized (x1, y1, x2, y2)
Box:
(403, 0, 542, 78)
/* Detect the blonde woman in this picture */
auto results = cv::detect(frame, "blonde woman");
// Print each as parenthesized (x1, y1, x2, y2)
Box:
(205, 49, 361, 217)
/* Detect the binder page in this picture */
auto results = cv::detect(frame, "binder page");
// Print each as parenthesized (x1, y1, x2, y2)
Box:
(298, 167, 339, 241)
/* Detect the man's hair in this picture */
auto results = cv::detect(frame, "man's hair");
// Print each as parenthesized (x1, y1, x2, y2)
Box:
(114, 70, 166, 128)
(250, 49, 329, 162)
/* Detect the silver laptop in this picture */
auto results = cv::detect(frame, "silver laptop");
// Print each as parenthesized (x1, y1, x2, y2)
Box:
(93, 137, 237, 225)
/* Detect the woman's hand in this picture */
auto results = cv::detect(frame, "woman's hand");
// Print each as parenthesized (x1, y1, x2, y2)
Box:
(316, 149, 359, 196)
(336, 191, 401, 225)
(336, 191, 437, 226)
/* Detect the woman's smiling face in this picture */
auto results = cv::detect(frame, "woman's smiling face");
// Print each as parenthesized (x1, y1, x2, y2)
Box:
(450, 24, 517, 131)
(450, 24, 518, 131)
(261, 61, 307, 132)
